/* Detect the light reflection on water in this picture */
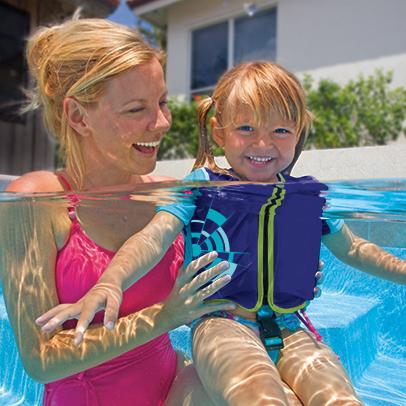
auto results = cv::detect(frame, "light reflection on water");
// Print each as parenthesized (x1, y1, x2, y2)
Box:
(1, 178, 405, 223)
(323, 178, 406, 222)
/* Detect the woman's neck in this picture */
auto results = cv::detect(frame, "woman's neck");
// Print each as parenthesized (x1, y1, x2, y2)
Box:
(65, 168, 144, 191)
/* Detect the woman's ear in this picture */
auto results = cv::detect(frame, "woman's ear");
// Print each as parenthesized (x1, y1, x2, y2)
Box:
(63, 97, 91, 137)
(210, 117, 225, 147)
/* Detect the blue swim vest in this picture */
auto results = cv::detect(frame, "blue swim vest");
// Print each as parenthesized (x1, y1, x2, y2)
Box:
(183, 169, 327, 313)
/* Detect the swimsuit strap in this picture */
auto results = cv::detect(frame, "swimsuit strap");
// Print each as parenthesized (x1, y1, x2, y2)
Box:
(56, 172, 78, 221)
(295, 309, 323, 342)
(57, 172, 73, 191)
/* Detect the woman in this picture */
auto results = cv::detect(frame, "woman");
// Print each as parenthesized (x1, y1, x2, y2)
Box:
(0, 18, 234, 405)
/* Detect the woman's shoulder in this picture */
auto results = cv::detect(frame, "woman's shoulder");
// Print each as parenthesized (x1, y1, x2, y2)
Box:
(5, 171, 64, 193)
(146, 175, 176, 182)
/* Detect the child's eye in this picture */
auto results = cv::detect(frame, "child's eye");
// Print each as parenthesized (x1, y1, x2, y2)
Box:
(274, 128, 291, 137)
(237, 125, 254, 133)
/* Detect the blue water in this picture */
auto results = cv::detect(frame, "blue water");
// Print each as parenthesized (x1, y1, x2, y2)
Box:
(0, 179, 405, 405)
(1, 249, 404, 405)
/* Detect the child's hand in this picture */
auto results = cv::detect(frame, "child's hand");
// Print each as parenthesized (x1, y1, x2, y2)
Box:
(35, 282, 123, 346)
(161, 251, 235, 328)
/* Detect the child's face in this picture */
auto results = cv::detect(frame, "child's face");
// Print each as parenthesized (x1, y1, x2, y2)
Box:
(212, 109, 298, 182)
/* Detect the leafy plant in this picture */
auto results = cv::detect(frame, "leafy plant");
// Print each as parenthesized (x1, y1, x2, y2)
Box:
(303, 70, 406, 148)
(158, 98, 223, 160)
(158, 99, 199, 159)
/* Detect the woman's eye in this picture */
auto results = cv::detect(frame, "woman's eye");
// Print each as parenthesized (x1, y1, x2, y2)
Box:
(159, 100, 168, 107)
(238, 125, 254, 133)
(128, 108, 144, 114)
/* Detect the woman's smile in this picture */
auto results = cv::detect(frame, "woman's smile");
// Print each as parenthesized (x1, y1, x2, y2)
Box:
(132, 140, 161, 156)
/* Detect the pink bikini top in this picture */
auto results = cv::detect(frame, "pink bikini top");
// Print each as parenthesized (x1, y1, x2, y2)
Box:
(55, 173, 184, 329)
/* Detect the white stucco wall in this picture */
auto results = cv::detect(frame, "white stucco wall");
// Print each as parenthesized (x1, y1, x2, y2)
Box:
(164, 0, 406, 96)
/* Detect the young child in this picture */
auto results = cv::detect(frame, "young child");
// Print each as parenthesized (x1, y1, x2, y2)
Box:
(37, 61, 406, 405)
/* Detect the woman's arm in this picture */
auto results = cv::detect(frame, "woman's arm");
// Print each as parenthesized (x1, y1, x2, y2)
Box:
(37, 210, 185, 342)
(322, 223, 406, 284)
(0, 199, 233, 383)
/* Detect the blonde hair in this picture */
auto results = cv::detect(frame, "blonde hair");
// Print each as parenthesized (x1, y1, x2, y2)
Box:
(195, 61, 313, 174)
(25, 18, 163, 188)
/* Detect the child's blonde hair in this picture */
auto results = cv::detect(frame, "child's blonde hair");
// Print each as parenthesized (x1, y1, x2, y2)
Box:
(195, 61, 313, 174)
(25, 18, 163, 188)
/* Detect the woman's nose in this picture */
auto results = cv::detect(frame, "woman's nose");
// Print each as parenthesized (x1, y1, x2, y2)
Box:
(147, 108, 171, 132)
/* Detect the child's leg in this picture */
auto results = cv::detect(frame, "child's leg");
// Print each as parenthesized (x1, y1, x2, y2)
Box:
(281, 382, 304, 405)
(192, 316, 292, 406)
(165, 362, 217, 406)
(277, 329, 363, 405)
(165, 349, 303, 406)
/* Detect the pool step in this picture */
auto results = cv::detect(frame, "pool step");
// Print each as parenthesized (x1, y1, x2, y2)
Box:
(306, 291, 380, 383)
(355, 353, 406, 406)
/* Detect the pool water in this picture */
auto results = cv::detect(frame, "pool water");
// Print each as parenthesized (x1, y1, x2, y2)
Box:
(0, 179, 405, 405)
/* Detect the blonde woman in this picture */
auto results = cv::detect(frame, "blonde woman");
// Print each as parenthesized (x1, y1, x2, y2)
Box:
(0, 18, 234, 405)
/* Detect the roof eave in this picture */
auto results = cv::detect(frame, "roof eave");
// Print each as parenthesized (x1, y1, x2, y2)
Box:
(126, 0, 183, 28)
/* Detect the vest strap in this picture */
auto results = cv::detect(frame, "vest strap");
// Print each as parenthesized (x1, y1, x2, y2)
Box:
(256, 305, 284, 363)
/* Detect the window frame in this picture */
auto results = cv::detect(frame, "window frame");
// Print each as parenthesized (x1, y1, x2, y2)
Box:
(189, 6, 277, 100)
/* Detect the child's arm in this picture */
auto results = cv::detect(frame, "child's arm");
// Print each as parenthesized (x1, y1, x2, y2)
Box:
(322, 223, 406, 284)
(99, 210, 183, 290)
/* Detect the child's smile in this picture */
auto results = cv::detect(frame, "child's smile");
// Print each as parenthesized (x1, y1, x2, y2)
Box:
(212, 111, 299, 183)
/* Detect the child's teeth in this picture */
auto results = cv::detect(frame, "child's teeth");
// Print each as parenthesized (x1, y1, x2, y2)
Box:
(249, 156, 272, 162)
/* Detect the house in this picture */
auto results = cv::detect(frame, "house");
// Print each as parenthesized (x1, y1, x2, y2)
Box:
(127, 0, 406, 100)
(0, 0, 119, 175)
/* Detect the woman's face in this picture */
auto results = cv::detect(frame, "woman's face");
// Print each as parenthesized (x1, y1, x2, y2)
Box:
(82, 58, 171, 180)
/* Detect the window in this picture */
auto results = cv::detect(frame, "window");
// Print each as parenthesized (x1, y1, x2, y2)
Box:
(191, 21, 228, 93)
(0, 2, 30, 123)
(191, 7, 277, 98)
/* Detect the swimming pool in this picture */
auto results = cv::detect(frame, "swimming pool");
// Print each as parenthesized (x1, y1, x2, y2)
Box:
(0, 179, 405, 405)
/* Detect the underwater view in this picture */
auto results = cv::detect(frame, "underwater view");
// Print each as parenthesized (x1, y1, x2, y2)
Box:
(0, 178, 405, 406)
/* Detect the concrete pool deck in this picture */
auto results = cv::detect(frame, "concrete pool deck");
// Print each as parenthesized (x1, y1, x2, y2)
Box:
(152, 144, 406, 181)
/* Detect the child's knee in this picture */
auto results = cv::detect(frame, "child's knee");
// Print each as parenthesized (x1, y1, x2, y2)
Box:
(307, 389, 363, 406)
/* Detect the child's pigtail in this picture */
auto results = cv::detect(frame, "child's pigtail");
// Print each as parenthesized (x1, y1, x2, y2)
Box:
(194, 96, 216, 171)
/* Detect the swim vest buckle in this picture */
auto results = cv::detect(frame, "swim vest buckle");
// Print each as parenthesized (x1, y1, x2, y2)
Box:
(256, 306, 284, 359)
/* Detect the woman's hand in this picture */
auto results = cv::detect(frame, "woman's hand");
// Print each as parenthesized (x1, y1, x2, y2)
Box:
(313, 260, 324, 298)
(160, 251, 235, 329)
(36, 251, 233, 345)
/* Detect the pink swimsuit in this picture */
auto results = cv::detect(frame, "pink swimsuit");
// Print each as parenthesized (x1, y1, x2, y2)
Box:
(43, 174, 184, 406)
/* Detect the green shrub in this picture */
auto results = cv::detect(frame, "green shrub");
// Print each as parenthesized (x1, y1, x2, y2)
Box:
(158, 99, 199, 160)
(303, 70, 406, 148)
(158, 98, 223, 160)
